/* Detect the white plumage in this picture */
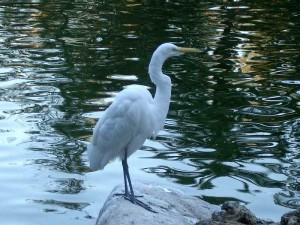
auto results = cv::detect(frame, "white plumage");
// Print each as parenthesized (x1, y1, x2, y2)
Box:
(88, 86, 156, 170)
(87, 43, 200, 212)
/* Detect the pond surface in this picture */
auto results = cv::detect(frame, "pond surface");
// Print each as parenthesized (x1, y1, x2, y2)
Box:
(0, 0, 299, 224)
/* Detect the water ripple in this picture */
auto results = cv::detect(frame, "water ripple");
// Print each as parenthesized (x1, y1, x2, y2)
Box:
(237, 106, 295, 118)
(0, 0, 299, 224)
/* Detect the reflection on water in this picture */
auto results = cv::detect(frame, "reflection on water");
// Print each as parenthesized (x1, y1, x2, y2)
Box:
(0, 0, 299, 224)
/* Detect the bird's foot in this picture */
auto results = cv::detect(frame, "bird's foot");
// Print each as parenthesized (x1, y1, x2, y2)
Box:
(113, 193, 157, 213)
(124, 194, 157, 214)
(114, 192, 143, 198)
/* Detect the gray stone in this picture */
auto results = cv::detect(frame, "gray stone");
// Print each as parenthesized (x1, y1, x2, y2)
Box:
(199, 201, 279, 225)
(95, 182, 220, 225)
(281, 209, 300, 225)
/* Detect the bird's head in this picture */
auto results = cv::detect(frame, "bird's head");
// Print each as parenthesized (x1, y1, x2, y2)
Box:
(155, 43, 201, 59)
(149, 43, 201, 84)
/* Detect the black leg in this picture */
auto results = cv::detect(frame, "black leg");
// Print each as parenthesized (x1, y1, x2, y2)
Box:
(123, 156, 136, 203)
(120, 149, 157, 213)
(122, 159, 129, 197)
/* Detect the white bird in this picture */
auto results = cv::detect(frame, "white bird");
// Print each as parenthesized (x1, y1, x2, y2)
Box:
(88, 43, 200, 212)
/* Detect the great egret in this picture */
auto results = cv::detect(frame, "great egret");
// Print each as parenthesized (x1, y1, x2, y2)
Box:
(88, 43, 200, 212)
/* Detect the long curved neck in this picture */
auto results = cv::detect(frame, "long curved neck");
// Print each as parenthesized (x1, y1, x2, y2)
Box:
(148, 51, 172, 134)
(149, 51, 165, 85)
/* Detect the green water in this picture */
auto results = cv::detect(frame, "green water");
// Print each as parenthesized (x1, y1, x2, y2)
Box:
(0, 1, 299, 224)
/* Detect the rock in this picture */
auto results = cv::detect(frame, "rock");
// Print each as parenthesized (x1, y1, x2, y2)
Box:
(95, 183, 299, 225)
(281, 209, 300, 225)
(95, 182, 220, 225)
(196, 201, 279, 225)
(215, 201, 260, 224)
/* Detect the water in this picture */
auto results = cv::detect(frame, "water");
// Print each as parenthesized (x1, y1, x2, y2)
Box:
(0, 0, 299, 224)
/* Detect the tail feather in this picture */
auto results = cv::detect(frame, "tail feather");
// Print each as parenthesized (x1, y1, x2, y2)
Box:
(87, 144, 109, 171)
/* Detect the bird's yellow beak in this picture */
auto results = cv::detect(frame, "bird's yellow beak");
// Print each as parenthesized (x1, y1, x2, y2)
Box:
(177, 47, 201, 53)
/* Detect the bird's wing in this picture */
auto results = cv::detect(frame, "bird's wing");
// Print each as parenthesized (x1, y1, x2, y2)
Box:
(88, 86, 154, 170)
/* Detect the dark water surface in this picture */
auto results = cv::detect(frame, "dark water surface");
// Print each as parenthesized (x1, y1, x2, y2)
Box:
(0, 0, 299, 224)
